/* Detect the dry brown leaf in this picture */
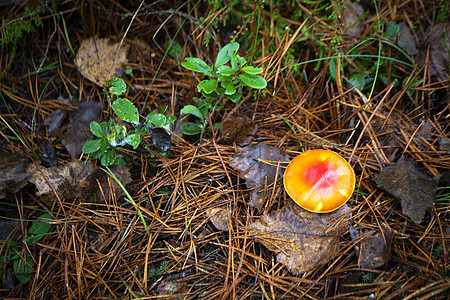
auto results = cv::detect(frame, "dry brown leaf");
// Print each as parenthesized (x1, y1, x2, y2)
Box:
(27, 160, 95, 205)
(229, 143, 289, 208)
(157, 279, 189, 298)
(392, 21, 418, 55)
(75, 37, 129, 86)
(249, 203, 351, 274)
(342, 0, 365, 37)
(417, 21, 450, 80)
(0, 150, 30, 199)
(349, 226, 392, 268)
(80, 165, 132, 204)
(205, 207, 229, 231)
(220, 116, 257, 146)
(374, 157, 437, 223)
(61, 102, 103, 159)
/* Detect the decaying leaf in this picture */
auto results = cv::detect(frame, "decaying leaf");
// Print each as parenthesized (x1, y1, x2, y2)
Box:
(40, 140, 57, 167)
(349, 226, 392, 268)
(59, 101, 103, 159)
(392, 21, 418, 55)
(75, 37, 129, 86)
(27, 160, 95, 205)
(229, 143, 289, 208)
(157, 279, 189, 298)
(0, 150, 30, 199)
(221, 116, 257, 146)
(374, 157, 437, 223)
(342, 0, 365, 37)
(205, 207, 229, 231)
(439, 137, 450, 154)
(249, 203, 351, 274)
(80, 165, 132, 203)
(417, 21, 450, 80)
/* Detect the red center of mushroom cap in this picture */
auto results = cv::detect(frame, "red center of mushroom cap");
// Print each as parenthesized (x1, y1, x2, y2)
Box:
(283, 149, 355, 213)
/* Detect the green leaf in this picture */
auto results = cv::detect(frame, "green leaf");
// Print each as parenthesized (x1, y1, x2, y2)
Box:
(26, 213, 52, 244)
(198, 79, 218, 94)
(112, 98, 139, 124)
(90, 121, 103, 138)
(123, 132, 141, 149)
(228, 92, 242, 103)
(180, 105, 204, 121)
(236, 55, 247, 67)
(107, 122, 127, 147)
(82, 139, 102, 154)
(239, 73, 267, 89)
(221, 80, 237, 95)
(349, 73, 365, 91)
(13, 251, 33, 284)
(182, 58, 211, 75)
(215, 42, 239, 68)
(217, 65, 235, 76)
(229, 48, 238, 71)
(101, 149, 116, 166)
(105, 77, 126, 95)
(180, 122, 202, 135)
(384, 21, 399, 40)
(146, 113, 167, 127)
(242, 66, 263, 74)
(329, 57, 338, 82)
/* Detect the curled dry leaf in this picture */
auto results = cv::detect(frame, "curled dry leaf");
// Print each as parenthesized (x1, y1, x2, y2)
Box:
(75, 37, 129, 86)
(229, 143, 290, 208)
(374, 157, 437, 223)
(0, 150, 30, 199)
(249, 203, 351, 275)
(205, 207, 229, 231)
(46, 101, 103, 159)
(221, 116, 257, 146)
(349, 226, 392, 268)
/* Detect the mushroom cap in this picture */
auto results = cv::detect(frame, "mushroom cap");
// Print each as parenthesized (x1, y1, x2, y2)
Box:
(283, 149, 355, 213)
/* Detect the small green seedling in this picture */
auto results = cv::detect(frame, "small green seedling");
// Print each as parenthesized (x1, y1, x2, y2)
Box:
(82, 78, 176, 166)
(181, 42, 267, 137)
(0, 213, 52, 284)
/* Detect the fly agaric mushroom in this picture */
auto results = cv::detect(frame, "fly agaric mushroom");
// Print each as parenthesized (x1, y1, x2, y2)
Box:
(283, 149, 355, 213)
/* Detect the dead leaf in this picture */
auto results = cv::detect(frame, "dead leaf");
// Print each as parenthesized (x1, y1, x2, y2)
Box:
(349, 226, 392, 268)
(229, 143, 289, 208)
(374, 157, 437, 223)
(80, 165, 132, 204)
(0, 150, 30, 199)
(157, 279, 189, 298)
(342, 0, 365, 37)
(417, 21, 450, 80)
(44, 109, 67, 137)
(40, 140, 57, 167)
(392, 21, 418, 55)
(62, 101, 103, 159)
(221, 116, 257, 146)
(205, 207, 229, 231)
(27, 160, 95, 205)
(439, 138, 450, 154)
(75, 37, 129, 86)
(248, 203, 351, 274)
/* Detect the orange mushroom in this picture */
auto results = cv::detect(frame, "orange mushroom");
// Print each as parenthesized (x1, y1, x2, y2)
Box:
(283, 149, 355, 213)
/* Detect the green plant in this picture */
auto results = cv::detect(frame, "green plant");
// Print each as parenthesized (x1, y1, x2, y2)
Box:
(0, 213, 52, 284)
(180, 42, 267, 138)
(82, 78, 176, 166)
(361, 272, 375, 283)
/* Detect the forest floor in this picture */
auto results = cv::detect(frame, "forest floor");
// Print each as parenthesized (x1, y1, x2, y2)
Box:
(0, 0, 449, 299)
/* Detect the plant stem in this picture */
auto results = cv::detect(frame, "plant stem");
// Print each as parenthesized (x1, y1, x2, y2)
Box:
(199, 93, 225, 143)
